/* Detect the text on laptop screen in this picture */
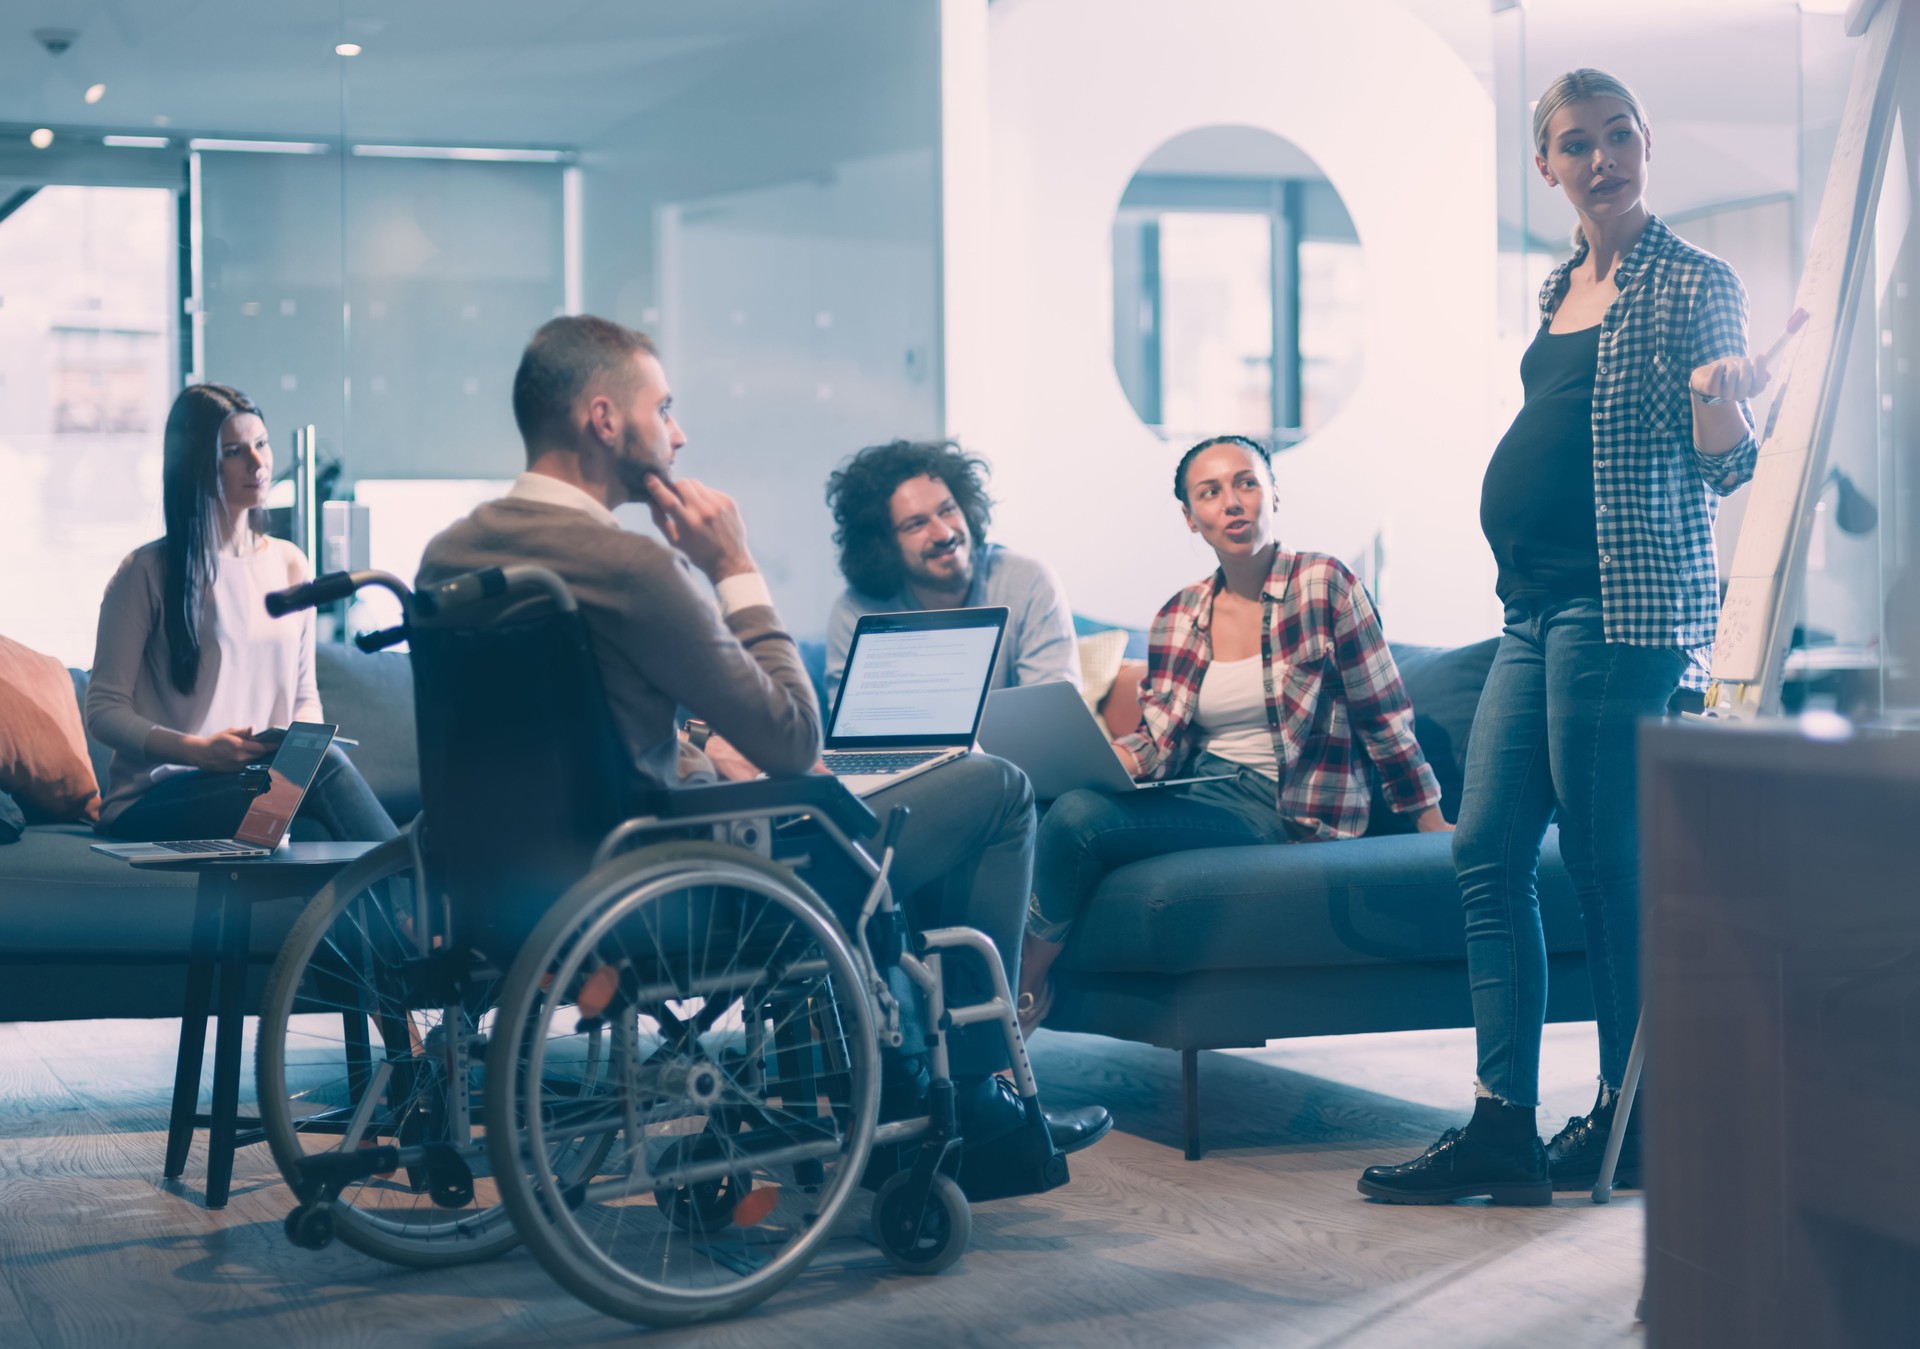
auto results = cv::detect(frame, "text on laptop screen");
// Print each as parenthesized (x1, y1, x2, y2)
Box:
(831, 625, 1002, 740)
(235, 725, 333, 847)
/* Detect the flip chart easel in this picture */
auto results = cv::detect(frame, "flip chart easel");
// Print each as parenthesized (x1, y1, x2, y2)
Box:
(1707, 0, 1908, 716)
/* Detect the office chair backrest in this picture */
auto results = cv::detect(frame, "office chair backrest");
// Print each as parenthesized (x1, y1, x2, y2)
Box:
(406, 567, 646, 965)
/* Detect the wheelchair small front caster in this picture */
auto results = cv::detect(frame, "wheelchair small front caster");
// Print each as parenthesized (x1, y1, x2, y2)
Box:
(285, 1202, 334, 1251)
(872, 1171, 970, 1275)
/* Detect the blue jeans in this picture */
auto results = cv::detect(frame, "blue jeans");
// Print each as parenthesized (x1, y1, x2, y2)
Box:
(1029, 752, 1294, 943)
(794, 752, 1035, 1078)
(1454, 597, 1685, 1107)
(103, 744, 399, 844)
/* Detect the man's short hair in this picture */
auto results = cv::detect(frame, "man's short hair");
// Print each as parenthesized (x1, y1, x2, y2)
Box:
(511, 316, 658, 461)
(825, 439, 993, 599)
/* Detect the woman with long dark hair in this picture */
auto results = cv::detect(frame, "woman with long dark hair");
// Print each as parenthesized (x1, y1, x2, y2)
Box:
(87, 383, 395, 843)
(1359, 70, 1767, 1205)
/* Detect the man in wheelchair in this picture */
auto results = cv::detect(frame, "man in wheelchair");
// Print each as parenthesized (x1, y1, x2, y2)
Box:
(418, 315, 1112, 1184)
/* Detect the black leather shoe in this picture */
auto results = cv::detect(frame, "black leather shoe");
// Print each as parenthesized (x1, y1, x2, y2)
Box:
(1358, 1098, 1550, 1205)
(1546, 1086, 1640, 1191)
(1042, 1102, 1113, 1155)
(956, 1075, 1113, 1155)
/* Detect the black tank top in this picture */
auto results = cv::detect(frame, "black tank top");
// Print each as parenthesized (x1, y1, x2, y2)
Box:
(1479, 323, 1602, 606)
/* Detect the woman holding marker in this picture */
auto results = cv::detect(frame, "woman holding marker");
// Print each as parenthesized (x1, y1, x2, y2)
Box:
(1359, 69, 1773, 1205)
(87, 383, 397, 843)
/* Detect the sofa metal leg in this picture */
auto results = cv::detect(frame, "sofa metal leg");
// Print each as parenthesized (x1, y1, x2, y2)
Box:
(1182, 1048, 1201, 1161)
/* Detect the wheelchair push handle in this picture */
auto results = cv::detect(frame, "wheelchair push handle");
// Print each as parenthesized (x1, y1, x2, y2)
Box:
(265, 570, 358, 617)
(264, 568, 414, 618)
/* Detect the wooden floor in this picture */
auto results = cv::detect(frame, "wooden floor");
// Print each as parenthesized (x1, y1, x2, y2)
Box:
(0, 1018, 1643, 1347)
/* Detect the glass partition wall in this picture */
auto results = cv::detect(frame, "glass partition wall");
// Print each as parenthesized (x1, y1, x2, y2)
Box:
(0, 0, 940, 663)
(5, 0, 1907, 706)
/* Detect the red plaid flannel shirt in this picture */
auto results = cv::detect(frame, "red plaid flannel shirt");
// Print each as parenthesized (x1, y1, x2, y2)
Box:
(1114, 549, 1440, 841)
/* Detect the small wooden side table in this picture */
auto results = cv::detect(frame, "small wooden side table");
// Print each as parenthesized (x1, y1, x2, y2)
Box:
(134, 842, 381, 1209)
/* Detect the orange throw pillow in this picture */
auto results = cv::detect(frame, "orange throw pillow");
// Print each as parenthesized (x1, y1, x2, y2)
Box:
(0, 634, 101, 824)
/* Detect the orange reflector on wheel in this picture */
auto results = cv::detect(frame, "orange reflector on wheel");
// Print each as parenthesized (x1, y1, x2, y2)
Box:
(577, 965, 620, 1019)
(733, 1188, 780, 1227)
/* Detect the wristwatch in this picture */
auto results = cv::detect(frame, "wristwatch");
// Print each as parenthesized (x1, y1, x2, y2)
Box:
(684, 719, 713, 751)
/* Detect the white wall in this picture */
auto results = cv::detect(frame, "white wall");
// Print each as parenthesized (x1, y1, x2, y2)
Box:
(965, 0, 1501, 643)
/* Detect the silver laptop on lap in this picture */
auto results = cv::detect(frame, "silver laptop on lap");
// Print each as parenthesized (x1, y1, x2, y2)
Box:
(819, 607, 1007, 796)
(978, 680, 1232, 799)
(91, 722, 339, 861)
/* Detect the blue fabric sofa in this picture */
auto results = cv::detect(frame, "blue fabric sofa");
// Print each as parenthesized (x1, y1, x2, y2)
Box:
(0, 645, 418, 1022)
(2, 635, 1588, 1164)
(1042, 639, 1590, 1156)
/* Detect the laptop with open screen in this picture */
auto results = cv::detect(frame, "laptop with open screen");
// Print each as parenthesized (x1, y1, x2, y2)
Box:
(90, 721, 340, 862)
(978, 680, 1234, 799)
(820, 607, 1007, 796)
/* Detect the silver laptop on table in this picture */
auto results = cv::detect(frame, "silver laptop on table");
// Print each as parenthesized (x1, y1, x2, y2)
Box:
(978, 680, 1232, 799)
(90, 722, 339, 862)
(819, 607, 1008, 797)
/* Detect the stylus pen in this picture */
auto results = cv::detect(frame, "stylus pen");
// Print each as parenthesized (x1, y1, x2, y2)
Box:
(1697, 307, 1808, 404)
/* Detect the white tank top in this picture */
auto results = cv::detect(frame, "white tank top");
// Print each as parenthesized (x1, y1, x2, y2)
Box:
(1194, 655, 1281, 780)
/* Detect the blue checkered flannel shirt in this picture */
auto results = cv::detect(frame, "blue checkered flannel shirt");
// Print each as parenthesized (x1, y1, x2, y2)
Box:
(1535, 215, 1758, 686)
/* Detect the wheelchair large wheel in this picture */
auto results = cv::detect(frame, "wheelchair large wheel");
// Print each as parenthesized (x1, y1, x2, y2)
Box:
(488, 840, 880, 1327)
(257, 837, 611, 1268)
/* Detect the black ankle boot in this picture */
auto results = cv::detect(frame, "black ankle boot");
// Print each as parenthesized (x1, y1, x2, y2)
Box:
(1546, 1085, 1640, 1190)
(1358, 1097, 1550, 1205)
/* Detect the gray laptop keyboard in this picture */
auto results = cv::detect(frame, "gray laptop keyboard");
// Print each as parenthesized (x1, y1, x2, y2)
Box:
(154, 839, 259, 854)
(821, 750, 945, 776)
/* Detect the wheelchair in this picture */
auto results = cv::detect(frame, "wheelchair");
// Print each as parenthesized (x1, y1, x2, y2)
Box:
(252, 563, 1066, 1326)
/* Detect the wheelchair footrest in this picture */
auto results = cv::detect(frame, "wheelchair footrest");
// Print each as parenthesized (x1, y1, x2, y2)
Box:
(953, 1108, 1069, 1204)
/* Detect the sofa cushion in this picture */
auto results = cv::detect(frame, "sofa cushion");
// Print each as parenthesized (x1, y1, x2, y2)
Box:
(315, 643, 420, 823)
(0, 823, 204, 949)
(1061, 827, 1583, 977)
(0, 635, 101, 823)
(1365, 638, 1499, 833)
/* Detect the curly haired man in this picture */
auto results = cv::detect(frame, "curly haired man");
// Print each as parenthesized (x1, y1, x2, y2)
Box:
(823, 440, 1081, 702)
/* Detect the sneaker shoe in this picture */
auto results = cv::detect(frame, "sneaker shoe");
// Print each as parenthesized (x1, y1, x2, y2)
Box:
(1358, 1097, 1551, 1205)
(1546, 1085, 1641, 1191)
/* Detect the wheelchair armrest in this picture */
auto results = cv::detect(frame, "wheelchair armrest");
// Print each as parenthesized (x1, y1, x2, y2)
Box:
(657, 774, 879, 840)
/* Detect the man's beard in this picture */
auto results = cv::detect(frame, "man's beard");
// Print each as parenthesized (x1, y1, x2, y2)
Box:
(614, 426, 668, 499)
(907, 540, 971, 593)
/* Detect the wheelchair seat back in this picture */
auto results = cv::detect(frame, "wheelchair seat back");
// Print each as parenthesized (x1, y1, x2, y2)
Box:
(406, 575, 650, 965)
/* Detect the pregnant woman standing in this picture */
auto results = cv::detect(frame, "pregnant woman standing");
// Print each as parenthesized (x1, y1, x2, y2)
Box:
(1360, 69, 1768, 1204)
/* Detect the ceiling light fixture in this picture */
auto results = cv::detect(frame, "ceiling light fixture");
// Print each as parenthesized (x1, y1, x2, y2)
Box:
(335, 43, 362, 57)
(84, 83, 106, 104)
(104, 135, 170, 149)
(351, 143, 576, 163)
(29, 128, 54, 149)
(188, 138, 331, 154)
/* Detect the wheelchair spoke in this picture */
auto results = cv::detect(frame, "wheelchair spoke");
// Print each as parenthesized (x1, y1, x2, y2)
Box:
(491, 850, 881, 1324)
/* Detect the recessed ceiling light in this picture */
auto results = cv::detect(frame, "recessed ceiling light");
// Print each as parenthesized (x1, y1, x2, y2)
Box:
(335, 43, 362, 57)
(104, 135, 170, 149)
(153, 114, 171, 127)
(29, 128, 54, 149)
(84, 83, 106, 104)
